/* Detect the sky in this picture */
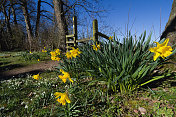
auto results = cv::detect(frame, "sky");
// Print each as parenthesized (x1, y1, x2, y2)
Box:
(100, 0, 173, 42)
(40, 0, 173, 42)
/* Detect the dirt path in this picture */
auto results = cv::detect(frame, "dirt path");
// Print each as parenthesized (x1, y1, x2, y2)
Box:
(0, 60, 60, 80)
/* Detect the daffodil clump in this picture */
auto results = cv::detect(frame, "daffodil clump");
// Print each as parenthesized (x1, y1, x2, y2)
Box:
(92, 42, 100, 51)
(50, 49, 61, 61)
(65, 47, 81, 59)
(149, 38, 173, 61)
(60, 31, 176, 93)
(52, 47, 81, 106)
(44, 47, 81, 105)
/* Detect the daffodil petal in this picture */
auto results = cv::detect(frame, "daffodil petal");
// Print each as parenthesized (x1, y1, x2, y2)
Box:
(153, 52, 161, 61)
(161, 38, 169, 46)
(54, 92, 62, 98)
(162, 51, 173, 57)
(65, 97, 71, 103)
(149, 47, 155, 52)
(68, 77, 74, 83)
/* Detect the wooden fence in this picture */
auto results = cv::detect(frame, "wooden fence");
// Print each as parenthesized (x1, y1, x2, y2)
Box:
(66, 16, 110, 51)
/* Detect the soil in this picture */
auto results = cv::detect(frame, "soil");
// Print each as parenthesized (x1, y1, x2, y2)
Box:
(0, 60, 60, 80)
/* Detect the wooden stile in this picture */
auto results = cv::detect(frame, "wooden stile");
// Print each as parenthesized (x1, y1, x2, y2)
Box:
(65, 16, 117, 50)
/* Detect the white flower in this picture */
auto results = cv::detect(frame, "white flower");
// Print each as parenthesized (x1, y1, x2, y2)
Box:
(25, 105, 28, 109)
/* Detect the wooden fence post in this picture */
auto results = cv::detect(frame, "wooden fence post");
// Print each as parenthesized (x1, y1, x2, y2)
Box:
(93, 19, 98, 43)
(66, 36, 69, 52)
(66, 16, 77, 51)
(73, 16, 77, 47)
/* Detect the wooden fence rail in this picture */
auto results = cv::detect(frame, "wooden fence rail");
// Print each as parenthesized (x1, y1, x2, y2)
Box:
(66, 16, 111, 51)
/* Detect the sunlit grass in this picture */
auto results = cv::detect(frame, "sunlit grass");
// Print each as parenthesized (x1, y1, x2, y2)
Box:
(0, 72, 175, 116)
(0, 37, 176, 116)
(0, 51, 51, 72)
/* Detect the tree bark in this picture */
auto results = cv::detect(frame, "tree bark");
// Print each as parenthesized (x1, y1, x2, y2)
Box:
(21, 0, 33, 50)
(161, 0, 176, 46)
(53, 0, 68, 50)
(35, 0, 41, 38)
(2, 2, 12, 36)
(10, 0, 18, 26)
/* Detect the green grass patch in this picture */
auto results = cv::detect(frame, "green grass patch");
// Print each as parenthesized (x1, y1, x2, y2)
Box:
(0, 72, 175, 116)
(0, 51, 50, 72)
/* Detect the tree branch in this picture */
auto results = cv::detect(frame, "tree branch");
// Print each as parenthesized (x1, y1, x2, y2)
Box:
(41, 10, 54, 15)
(41, 1, 54, 8)
(40, 14, 53, 21)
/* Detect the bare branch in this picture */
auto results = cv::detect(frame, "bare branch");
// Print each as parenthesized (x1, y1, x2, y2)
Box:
(41, 14, 53, 21)
(41, 10, 54, 15)
(41, 1, 54, 8)
(74, 3, 105, 14)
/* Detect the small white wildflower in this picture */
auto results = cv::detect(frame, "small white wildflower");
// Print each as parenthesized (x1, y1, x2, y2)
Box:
(0, 107, 5, 110)
(25, 105, 28, 109)
(21, 101, 25, 105)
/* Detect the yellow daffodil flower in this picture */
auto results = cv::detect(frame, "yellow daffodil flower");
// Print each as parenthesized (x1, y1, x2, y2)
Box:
(149, 38, 173, 61)
(55, 57, 61, 61)
(70, 47, 81, 58)
(92, 42, 100, 51)
(50, 51, 56, 57)
(51, 56, 56, 61)
(42, 49, 47, 53)
(55, 49, 61, 55)
(109, 36, 113, 41)
(58, 69, 73, 83)
(50, 50, 61, 61)
(65, 51, 72, 59)
(37, 59, 40, 61)
(54, 92, 71, 105)
(32, 74, 41, 80)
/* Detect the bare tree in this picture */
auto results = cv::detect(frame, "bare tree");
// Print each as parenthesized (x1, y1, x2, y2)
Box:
(20, 0, 33, 50)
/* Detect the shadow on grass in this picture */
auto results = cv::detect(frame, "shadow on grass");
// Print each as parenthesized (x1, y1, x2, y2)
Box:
(0, 63, 24, 72)
(0, 62, 10, 67)
(141, 72, 176, 89)
(0, 70, 45, 81)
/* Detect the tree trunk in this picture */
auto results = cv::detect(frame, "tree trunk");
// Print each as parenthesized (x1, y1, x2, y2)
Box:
(2, 1, 13, 50)
(161, 0, 176, 46)
(35, 0, 41, 38)
(53, 0, 68, 50)
(10, 0, 18, 26)
(21, 0, 33, 50)
(2, 3, 12, 36)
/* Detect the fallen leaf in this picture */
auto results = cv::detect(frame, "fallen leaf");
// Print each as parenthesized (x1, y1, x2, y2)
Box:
(134, 109, 138, 114)
(138, 107, 147, 115)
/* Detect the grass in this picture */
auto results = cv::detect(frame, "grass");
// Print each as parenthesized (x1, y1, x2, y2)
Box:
(0, 71, 59, 117)
(0, 51, 50, 72)
(0, 51, 176, 116)
(0, 72, 175, 116)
